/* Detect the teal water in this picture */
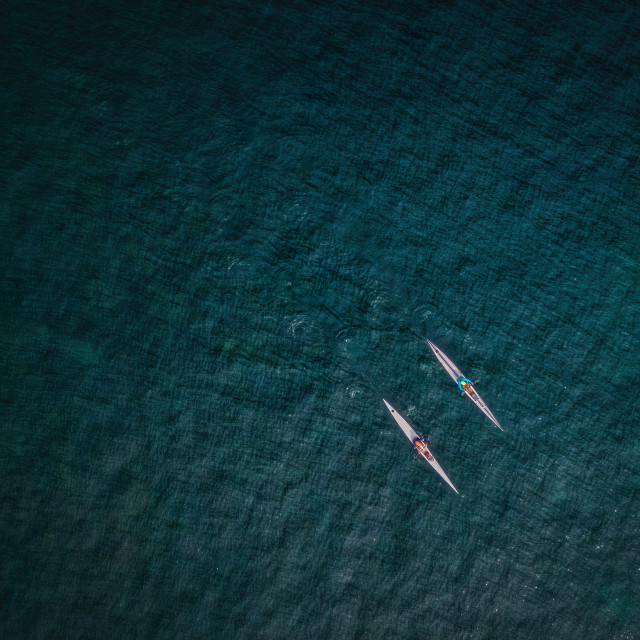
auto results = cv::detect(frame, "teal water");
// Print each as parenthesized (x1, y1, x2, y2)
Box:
(2, 1, 640, 638)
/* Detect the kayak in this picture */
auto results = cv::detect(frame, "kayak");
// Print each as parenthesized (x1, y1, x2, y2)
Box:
(427, 340, 503, 431)
(383, 399, 459, 494)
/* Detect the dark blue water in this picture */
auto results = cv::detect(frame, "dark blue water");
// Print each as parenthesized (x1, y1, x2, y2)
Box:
(2, 1, 640, 638)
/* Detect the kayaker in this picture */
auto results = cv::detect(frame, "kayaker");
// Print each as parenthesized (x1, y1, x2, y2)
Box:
(460, 379, 477, 397)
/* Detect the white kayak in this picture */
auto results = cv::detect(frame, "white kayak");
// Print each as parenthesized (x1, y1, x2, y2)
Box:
(427, 340, 503, 431)
(383, 399, 459, 494)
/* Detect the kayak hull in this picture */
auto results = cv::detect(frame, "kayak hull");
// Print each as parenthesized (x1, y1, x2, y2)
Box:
(383, 399, 459, 494)
(427, 341, 503, 431)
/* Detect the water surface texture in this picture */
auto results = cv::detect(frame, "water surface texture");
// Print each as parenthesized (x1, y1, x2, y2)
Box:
(2, 1, 640, 638)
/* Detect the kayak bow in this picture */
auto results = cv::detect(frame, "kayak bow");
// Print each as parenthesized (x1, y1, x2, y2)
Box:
(383, 399, 459, 494)
(427, 340, 503, 431)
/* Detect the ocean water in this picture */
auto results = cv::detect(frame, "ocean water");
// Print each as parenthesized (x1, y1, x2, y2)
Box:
(1, 0, 639, 638)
